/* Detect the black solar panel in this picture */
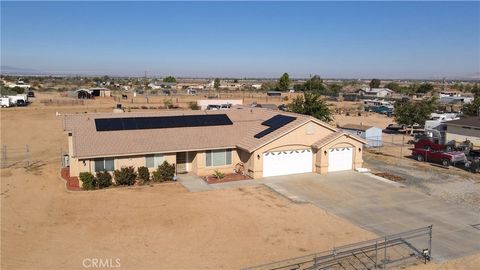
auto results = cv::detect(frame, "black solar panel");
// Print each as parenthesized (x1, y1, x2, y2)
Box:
(95, 114, 233, 131)
(254, 114, 296, 139)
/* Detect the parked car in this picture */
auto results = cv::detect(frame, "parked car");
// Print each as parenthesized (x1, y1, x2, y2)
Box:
(27, 91, 35, 98)
(414, 138, 449, 151)
(411, 148, 467, 167)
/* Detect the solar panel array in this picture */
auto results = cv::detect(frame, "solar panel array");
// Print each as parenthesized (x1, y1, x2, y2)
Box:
(95, 114, 233, 132)
(254, 114, 296, 139)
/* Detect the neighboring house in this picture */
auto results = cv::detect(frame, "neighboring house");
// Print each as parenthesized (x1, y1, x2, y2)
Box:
(6, 80, 31, 89)
(341, 124, 383, 147)
(445, 116, 480, 147)
(438, 92, 473, 104)
(63, 106, 365, 185)
(358, 88, 394, 98)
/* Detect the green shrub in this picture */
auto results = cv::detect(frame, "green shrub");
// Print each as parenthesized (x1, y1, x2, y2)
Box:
(96, 171, 113, 189)
(137, 166, 150, 184)
(114, 166, 137, 186)
(79, 172, 97, 190)
(188, 102, 200, 110)
(213, 170, 225, 179)
(152, 161, 175, 182)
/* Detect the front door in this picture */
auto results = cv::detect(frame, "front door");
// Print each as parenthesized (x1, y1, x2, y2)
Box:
(176, 152, 187, 173)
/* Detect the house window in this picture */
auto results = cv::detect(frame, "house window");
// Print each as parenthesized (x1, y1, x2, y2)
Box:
(94, 158, 114, 172)
(206, 149, 232, 167)
(146, 154, 165, 168)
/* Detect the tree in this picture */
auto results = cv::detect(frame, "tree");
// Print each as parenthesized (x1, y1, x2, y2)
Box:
(293, 75, 328, 94)
(11, 86, 25, 94)
(288, 92, 333, 122)
(233, 79, 239, 83)
(462, 96, 480, 116)
(163, 76, 176, 83)
(384, 82, 401, 92)
(278, 72, 290, 91)
(369, 79, 381, 89)
(394, 97, 437, 134)
(214, 78, 220, 89)
(188, 101, 200, 110)
(416, 83, 434, 94)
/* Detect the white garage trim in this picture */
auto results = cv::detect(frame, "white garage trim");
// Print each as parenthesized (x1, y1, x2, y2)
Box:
(328, 147, 353, 172)
(263, 149, 313, 177)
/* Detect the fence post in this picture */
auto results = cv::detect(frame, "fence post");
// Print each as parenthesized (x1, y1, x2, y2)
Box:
(384, 236, 387, 269)
(375, 240, 378, 269)
(429, 225, 433, 260)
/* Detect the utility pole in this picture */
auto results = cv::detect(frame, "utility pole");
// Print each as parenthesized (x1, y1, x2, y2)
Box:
(309, 74, 312, 92)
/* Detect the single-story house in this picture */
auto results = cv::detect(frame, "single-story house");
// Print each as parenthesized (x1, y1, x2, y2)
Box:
(90, 88, 112, 97)
(341, 124, 382, 147)
(63, 106, 366, 184)
(445, 116, 480, 147)
(358, 88, 394, 98)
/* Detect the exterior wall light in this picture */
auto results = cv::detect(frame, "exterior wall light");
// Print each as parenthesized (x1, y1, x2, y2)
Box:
(359, 148, 362, 152)
(257, 154, 260, 159)
(324, 150, 327, 155)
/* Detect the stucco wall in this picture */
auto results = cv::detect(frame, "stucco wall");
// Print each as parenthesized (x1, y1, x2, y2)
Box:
(249, 121, 335, 178)
(446, 125, 480, 146)
(315, 135, 364, 174)
(194, 149, 241, 176)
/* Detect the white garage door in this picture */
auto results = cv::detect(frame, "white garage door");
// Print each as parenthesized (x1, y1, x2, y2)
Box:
(328, 147, 353, 172)
(263, 149, 313, 177)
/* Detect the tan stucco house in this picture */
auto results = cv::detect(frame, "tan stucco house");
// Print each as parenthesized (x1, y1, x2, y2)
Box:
(63, 106, 365, 182)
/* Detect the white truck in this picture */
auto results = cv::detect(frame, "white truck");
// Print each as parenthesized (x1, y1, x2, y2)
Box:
(1, 97, 11, 107)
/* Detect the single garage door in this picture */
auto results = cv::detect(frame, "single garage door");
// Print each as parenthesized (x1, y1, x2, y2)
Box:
(328, 147, 353, 172)
(263, 149, 313, 177)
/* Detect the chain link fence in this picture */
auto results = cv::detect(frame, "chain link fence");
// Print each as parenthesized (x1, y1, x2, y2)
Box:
(0, 145, 31, 168)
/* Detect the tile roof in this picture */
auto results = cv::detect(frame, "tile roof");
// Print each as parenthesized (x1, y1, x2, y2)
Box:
(64, 106, 336, 159)
(311, 130, 366, 149)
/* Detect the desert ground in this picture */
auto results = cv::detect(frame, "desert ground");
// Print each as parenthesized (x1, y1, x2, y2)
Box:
(0, 93, 378, 269)
(1, 92, 478, 269)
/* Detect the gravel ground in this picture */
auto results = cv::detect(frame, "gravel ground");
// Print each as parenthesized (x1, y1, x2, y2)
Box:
(364, 152, 480, 212)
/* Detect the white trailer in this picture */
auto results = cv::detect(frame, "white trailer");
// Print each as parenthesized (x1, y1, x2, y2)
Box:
(7, 94, 28, 104)
(1, 97, 11, 107)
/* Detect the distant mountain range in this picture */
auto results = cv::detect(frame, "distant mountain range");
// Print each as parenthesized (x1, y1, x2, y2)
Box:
(1, 65, 479, 81)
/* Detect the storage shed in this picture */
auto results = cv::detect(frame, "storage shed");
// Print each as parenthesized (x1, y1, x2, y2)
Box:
(341, 124, 383, 147)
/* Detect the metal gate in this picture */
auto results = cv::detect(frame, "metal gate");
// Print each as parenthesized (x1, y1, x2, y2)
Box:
(244, 225, 433, 270)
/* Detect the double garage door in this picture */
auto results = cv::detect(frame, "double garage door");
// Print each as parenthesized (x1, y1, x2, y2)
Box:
(262, 147, 353, 177)
(263, 149, 312, 177)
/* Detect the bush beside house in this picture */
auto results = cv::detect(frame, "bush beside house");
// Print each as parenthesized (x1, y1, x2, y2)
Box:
(152, 161, 175, 182)
(79, 172, 97, 190)
(114, 166, 137, 186)
(137, 166, 150, 184)
(96, 171, 113, 188)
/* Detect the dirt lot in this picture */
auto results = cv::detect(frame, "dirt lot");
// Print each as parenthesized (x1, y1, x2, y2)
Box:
(1, 94, 375, 269)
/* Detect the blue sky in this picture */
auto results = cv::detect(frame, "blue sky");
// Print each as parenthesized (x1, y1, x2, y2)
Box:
(1, 1, 479, 79)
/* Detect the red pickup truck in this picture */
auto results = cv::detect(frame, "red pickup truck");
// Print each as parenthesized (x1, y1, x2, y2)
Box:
(414, 139, 455, 152)
(411, 148, 467, 167)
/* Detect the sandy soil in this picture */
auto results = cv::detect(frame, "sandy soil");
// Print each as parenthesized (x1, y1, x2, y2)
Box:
(1, 93, 375, 269)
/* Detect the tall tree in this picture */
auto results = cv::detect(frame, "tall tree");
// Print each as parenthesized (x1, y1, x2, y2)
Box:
(214, 78, 220, 89)
(288, 92, 333, 122)
(163, 76, 177, 83)
(278, 72, 290, 91)
(416, 83, 434, 94)
(394, 97, 437, 134)
(462, 96, 480, 116)
(369, 79, 381, 89)
(384, 82, 401, 92)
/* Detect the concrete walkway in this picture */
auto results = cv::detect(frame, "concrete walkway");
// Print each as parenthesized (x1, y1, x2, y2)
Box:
(177, 173, 212, 192)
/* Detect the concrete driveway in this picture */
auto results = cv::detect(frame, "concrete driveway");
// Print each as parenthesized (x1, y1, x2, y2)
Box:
(265, 171, 480, 262)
